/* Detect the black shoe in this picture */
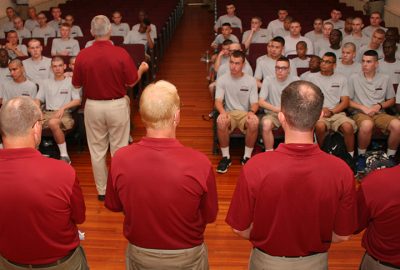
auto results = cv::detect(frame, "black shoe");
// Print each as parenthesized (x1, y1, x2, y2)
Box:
(240, 157, 250, 165)
(216, 157, 232, 174)
(97, 195, 106, 201)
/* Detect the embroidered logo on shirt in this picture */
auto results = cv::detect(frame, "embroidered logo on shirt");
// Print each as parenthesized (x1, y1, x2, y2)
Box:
(375, 87, 383, 91)
(240, 88, 249, 92)
(331, 84, 340, 88)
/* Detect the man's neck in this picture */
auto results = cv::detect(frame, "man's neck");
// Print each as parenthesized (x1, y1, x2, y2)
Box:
(369, 42, 380, 50)
(54, 74, 65, 81)
(231, 72, 244, 78)
(341, 60, 354, 66)
(364, 71, 376, 80)
(14, 77, 26, 83)
(384, 56, 396, 63)
(284, 129, 314, 144)
(146, 128, 176, 139)
(32, 55, 43, 61)
(290, 34, 300, 38)
(3, 137, 36, 149)
(321, 70, 334, 76)
(352, 31, 362, 37)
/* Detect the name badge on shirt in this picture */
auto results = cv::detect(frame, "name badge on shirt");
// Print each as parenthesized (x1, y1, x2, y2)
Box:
(60, 89, 69, 94)
(260, 35, 267, 37)
(21, 91, 30, 96)
(240, 88, 249, 92)
(331, 84, 340, 88)
(395, 71, 400, 74)
(39, 68, 47, 71)
(66, 47, 72, 50)
(45, 33, 50, 36)
(375, 87, 383, 91)
(119, 28, 124, 31)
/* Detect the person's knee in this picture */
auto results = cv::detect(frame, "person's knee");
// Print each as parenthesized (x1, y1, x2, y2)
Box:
(358, 120, 374, 133)
(388, 119, 400, 135)
(340, 122, 354, 135)
(261, 118, 274, 132)
(246, 115, 259, 131)
(217, 115, 230, 130)
(48, 119, 61, 130)
(315, 121, 327, 133)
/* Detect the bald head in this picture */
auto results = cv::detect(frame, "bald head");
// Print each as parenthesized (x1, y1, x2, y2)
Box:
(139, 80, 180, 130)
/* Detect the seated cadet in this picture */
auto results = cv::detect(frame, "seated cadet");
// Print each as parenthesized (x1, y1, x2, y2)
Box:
(283, 20, 314, 56)
(384, 27, 400, 60)
(13, 16, 31, 42)
(211, 23, 239, 49)
(23, 39, 53, 85)
(342, 17, 369, 52)
(305, 18, 324, 43)
(25, 6, 39, 31)
(259, 56, 299, 151)
(3, 30, 28, 59)
(300, 55, 321, 80)
(309, 52, 356, 158)
(379, 39, 400, 85)
(319, 29, 343, 59)
(242, 16, 271, 50)
(255, 36, 296, 88)
(51, 23, 80, 56)
(208, 39, 232, 99)
(64, 56, 76, 78)
(216, 42, 253, 78)
(32, 12, 57, 44)
(215, 50, 259, 173)
(0, 48, 11, 81)
(124, 22, 154, 51)
(35, 56, 81, 164)
(314, 22, 334, 56)
(335, 42, 361, 78)
(291, 41, 311, 69)
(0, 59, 37, 106)
(324, 8, 345, 30)
(110, 11, 130, 37)
(48, 7, 65, 31)
(1, 7, 16, 33)
(267, 8, 288, 38)
(214, 3, 242, 33)
(274, 15, 292, 38)
(341, 16, 353, 38)
(358, 29, 385, 61)
(60, 15, 83, 37)
(131, 10, 157, 40)
(349, 50, 400, 172)
(362, 12, 387, 38)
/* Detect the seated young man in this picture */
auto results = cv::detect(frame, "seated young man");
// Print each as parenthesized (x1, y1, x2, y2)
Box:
(215, 50, 258, 173)
(211, 23, 239, 49)
(35, 56, 81, 164)
(259, 56, 299, 151)
(291, 41, 310, 69)
(309, 52, 357, 158)
(349, 50, 400, 172)
(51, 23, 80, 56)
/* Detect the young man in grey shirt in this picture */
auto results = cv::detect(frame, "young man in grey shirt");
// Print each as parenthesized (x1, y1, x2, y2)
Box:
(51, 23, 80, 56)
(335, 42, 361, 78)
(215, 50, 258, 173)
(23, 39, 53, 85)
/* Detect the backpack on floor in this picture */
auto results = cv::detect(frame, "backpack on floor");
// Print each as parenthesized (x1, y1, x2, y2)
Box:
(321, 132, 355, 173)
(365, 150, 396, 174)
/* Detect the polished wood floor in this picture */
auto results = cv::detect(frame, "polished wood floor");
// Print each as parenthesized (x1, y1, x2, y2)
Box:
(70, 5, 365, 269)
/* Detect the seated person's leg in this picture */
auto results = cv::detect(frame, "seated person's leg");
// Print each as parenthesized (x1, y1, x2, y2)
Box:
(216, 112, 232, 173)
(315, 120, 328, 147)
(243, 112, 259, 163)
(261, 114, 279, 151)
(374, 113, 400, 158)
(353, 113, 374, 172)
(331, 113, 357, 156)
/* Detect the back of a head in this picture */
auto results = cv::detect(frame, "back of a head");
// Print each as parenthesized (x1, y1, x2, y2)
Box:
(281, 80, 323, 131)
(139, 80, 180, 130)
(91, 15, 111, 38)
(0, 97, 41, 138)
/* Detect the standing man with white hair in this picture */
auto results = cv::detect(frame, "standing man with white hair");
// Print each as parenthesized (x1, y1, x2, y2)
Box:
(73, 15, 148, 201)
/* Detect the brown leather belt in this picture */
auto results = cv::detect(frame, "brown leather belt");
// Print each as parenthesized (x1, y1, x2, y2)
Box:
(7, 248, 76, 268)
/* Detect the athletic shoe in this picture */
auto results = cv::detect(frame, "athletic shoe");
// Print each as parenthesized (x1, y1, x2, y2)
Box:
(60, 156, 71, 164)
(356, 154, 366, 173)
(97, 195, 106, 201)
(240, 157, 250, 165)
(216, 157, 232, 174)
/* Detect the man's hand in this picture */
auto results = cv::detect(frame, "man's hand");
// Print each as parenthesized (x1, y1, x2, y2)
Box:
(146, 25, 151, 33)
(54, 108, 65, 119)
(138, 62, 149, 73)
(322, 107, 333, 118)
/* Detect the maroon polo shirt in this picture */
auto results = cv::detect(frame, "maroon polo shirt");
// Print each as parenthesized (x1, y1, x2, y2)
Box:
(226, 143, 357, 256)
(72, 40, 138, 100)
(105, 137, 218, 249)
(357, 166, 400, 266)
(0, 148, 85, 264)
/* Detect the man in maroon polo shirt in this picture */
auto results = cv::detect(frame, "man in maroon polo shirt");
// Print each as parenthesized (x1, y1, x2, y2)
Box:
(105, 80, 218, 269)
(226, 80, 357, 270)
(356, 166, 400, 270)
(72, 15, 148, 201)
(0, 96, 87, 269)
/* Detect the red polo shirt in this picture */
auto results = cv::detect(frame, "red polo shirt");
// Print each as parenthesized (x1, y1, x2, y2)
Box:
(105, 137, 218, 249)
(72, 40, 138, 100)
(357, 166, 400, 266)
(0, 148, 86, 264)
(226, 143, 357, 256)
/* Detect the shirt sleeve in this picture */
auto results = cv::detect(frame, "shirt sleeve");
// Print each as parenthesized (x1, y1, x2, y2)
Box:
(105, 163, 123, 212)
(333, 169, 357, 236)
(385, 77, 396, 100)
(200, 167, 218, 224)
(249, 78, 259, 104)
(355, 184, 370, 234)
(70, 175, 86, 224)
(340, 76, 349, 97)
(259, 80, 268, 100)
(51, 40, 57, 55)
(215, 77, 225, 100)
(254, 61, 263, 80)
(225, 169, 254, 231)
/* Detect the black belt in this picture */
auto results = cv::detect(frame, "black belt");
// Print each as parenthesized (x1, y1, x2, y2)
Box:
(88, 96, 124, 101)
(7, 248, 76, 268)
(256, 247, 321, 258)
(368, 252, 400, 269)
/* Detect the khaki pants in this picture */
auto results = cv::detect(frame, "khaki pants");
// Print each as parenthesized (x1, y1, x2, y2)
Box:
(249, 248, 328, 270)
(84, 97, 130, 195)
(360, 252, 400, 270)
(0, 246, 89, 270)
(126, 243, 209, 270)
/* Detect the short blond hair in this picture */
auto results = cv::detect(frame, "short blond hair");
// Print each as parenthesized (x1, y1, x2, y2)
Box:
(139, 80, 180, 129)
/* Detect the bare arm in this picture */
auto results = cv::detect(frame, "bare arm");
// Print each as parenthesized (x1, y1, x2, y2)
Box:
(126, 62, 149, 88)
(215, 98, 226, 114)
(233, 223, 253, 240)
(259, 98, 279, 113)
(243, 30, 254, 50)
(146, 26, 154, 49)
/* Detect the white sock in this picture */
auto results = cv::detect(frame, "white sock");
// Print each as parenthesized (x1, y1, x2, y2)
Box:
(265, 148, 274, 152)
(221, 147, 230, 159)
(387, 149, 396, 157)
(58, 142, 69, 157)
(244, 146, 253, 158)
(358, 148, 366, 155)
(348, 151, 354, 157)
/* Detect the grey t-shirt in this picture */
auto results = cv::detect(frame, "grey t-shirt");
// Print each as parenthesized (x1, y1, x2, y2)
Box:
(0, 79, 37, 102)
(358, 44, 384, 62)
(342, 34, 369, 52)
(314, 38, 330, 57)
(335, 62, 361, 78)
(16, 28, 32, 41)
(0, 67, 12, 82)
(284, 35, 314, 56)
(291, 57, 310, 69)
(242, 29, 271, 44)
(23, 57, 53, 84)
(132, 24, 157, 39)
(324, 19, 345, 30)
(254, 55, 296, 81)
(48, 19, 65, 31)
(362, 25, 387, 38)
(308, 72, 349, 109)
(215, 15, 242, 31)
(319, 47, 342, 59)
(32, 25, 56, 43)
(349, 72, 395, 108)
(378, 59, 400, 85)
(124, 30, 153, 50)
(25, 19, 39, 32)
(305, 30, 323, 43)
(212, 34, 239, 47)
(267, 19, 283, 38)
(7, 44, 28, 59)
(259, 75, 299, 111)
(51, 38, 80, 56)
(215, 73, 258, 112)
(36, 77, 81, 110)
(57, 25, 83, 38)
(111, 23, 130, 37)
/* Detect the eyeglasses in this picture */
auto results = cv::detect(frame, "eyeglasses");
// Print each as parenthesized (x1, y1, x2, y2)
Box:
(321, 60, 335, 64)
(275, 66, 289, 71)
(32, 118, 45, 128)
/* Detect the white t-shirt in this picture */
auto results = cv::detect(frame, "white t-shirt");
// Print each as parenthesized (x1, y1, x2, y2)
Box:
(378, 59, 400, 85)
(51, 38, 80, 56)
(111, 23, 130, 37)
(0, 79, 37, 102)
(284, 35, 314, 56)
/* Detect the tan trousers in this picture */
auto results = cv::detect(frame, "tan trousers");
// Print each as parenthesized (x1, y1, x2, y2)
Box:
(126, 243, 209, 270)
(249, 248, 328, 270)
(0, 246, 89, 270)
(84, 97, 130, 195)
(360, 252, 400, 270)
